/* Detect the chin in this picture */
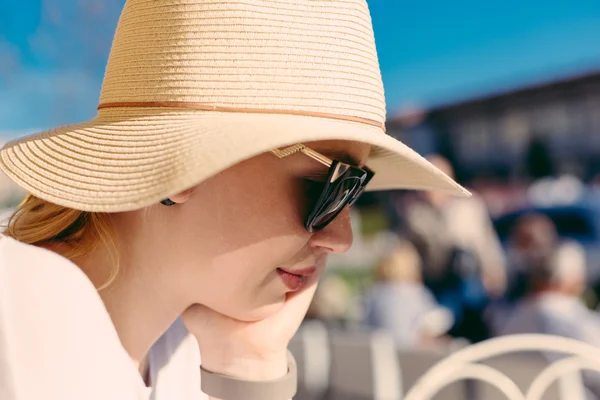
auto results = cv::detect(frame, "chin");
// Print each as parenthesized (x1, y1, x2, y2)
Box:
(228, 296, 287, 322)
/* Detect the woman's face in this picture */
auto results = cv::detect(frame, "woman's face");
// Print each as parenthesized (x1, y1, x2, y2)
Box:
(160, 140, 370, 321)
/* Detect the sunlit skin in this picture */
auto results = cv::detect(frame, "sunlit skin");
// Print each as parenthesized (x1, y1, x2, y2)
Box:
(76, 139, 370, 376)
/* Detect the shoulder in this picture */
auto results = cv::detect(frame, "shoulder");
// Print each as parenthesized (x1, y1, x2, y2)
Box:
(500, 299, 542, 334)
(0, 235, 104, 319)
(0, 234, 92, 288)
(0, 236, 147, 400)
(0, 233, 118, 329)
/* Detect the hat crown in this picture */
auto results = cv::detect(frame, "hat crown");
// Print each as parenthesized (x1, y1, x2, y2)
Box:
(99, 0, 386, 126)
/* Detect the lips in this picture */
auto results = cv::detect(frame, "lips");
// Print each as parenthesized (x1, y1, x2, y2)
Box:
(276, 266, 317, 291)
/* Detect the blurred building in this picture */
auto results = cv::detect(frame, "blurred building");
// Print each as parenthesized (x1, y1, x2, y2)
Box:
(388, 69, 600, 185)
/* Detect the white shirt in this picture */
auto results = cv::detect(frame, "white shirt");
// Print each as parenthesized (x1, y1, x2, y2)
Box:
(0, 235, 207, 400)
(500, 292, 600, 345)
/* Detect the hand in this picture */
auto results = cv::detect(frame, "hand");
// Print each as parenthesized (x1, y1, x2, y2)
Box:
(181, 271, 321, 381)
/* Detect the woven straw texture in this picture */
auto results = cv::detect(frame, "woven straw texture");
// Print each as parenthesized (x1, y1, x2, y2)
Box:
(0, 0, 468, 212)
(101, 0, 385, 125)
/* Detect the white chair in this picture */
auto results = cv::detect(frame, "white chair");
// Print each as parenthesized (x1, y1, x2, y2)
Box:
(475, 353, 562, 400)
(403, 334, 600, 400)
(398, 348, 467, 400)
(328, 329, 402, 400)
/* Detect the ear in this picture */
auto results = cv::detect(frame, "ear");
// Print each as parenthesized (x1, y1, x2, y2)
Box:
(169, 187, 194, 204)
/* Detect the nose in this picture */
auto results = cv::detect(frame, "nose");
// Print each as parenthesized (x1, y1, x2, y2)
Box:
(308, 207, 354, 254)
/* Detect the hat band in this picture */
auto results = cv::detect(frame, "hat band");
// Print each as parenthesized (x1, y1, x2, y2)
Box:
(97, 101, 385, 132)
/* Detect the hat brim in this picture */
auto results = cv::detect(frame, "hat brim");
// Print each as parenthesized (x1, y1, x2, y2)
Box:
(0, 108, 469, 212)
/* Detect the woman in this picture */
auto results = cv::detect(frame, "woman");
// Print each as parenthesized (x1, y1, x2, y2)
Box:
(0, 1, 467, 399)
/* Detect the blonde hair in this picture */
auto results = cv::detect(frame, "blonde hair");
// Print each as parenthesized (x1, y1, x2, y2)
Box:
(374, 241, 422, 282)
(3, 195, 119, 290)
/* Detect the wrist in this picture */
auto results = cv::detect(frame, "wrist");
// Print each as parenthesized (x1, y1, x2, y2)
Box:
(201, 351, 297, 400)
(201, 350, 289, 381)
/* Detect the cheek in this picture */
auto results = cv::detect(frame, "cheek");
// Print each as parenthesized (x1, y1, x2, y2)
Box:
(203, 178, 307, 253)
(211, 235, 311, 283)
(194, 234, 314, 320)
(176, 163, 315, 317)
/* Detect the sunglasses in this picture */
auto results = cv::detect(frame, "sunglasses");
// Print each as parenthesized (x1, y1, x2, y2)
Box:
(271, 144, 374, 232)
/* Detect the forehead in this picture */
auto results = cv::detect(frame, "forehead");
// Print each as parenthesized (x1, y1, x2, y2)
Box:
(305, 140, 371, 166)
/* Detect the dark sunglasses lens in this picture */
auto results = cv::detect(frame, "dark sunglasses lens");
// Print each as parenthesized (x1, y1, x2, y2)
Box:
(309, 173, 365, 230)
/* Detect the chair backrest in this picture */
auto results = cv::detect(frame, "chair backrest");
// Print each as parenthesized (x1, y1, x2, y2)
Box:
(328, 329, 402, 400)
(403, 334, 600, 400)
(398, 349, 467, 400)
(288, 320, 331, 400)
(477, 353, 561, 400)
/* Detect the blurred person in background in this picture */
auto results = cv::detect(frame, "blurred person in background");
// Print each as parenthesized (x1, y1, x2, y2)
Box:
(304, 274, 352, 329)
(485, 213, 561, 335)
(363, 241, 453, 349)
(403, 154, 507, 297)
(498, 240, 600, 398)
(399, 154, 505, 342)
(505, 213, 560, 302)
(500, 241, 591, 335)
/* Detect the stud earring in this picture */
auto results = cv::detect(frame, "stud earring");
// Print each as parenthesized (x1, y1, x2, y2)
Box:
(160, 198, 176, 206)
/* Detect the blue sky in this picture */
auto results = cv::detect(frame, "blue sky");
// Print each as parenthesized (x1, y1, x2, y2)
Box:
(1, 0, 600, 135)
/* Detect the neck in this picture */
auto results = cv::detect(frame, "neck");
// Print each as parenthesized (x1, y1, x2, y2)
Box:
(76, 238, 189, 374)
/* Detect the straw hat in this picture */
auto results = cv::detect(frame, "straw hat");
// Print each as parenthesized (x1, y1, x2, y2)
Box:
(0, 0, 469, 212)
